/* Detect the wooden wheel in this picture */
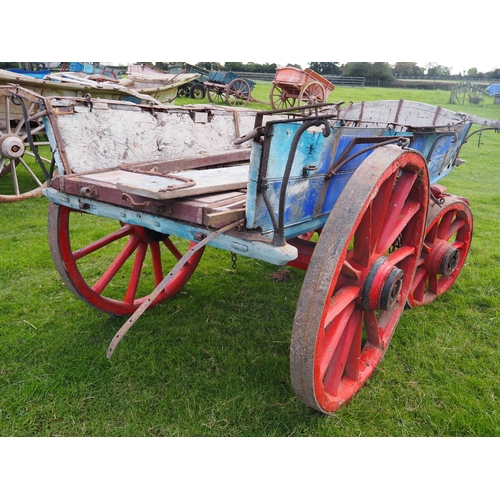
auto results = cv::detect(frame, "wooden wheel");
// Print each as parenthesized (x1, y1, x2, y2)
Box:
(290, 146, 429, 413)
(48, 203, 204, 316)
(298, 81, 325, 106)
(206, 84, 226, 105)
(270, 84, 297, 110)
(190, 83, 206, 100)
(0, 88, 51, 202)
(407, 195, 473, 307)
(226, 78, 251, 106)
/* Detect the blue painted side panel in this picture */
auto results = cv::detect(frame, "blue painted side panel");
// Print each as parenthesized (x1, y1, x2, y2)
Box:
(246, 122, 401, 234)
(409, 122, 471, 184)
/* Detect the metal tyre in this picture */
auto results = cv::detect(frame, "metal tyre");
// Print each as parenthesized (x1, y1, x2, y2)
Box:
(408, 195, 473, 307)
(0, 88, 51, 202)
(48, 203, 204, 316)
(290, 146, 429, 413)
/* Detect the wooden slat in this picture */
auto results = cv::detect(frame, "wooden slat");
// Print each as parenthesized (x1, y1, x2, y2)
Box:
(113, 164, 249, 200)
(119, 149, 252, 174)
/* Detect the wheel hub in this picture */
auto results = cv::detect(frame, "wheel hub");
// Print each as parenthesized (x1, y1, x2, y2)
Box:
(427, 239, 460, 276)
(0, 134, 25, 159)
(361, 256, 404, 311)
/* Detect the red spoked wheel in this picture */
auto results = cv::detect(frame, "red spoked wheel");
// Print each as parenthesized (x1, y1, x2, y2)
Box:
(226, 78, 251, 106)
(298, 81, 326, 106)
(48, 203, 204, 316)
(290, 146, 429, 413)
(407, 194, 473, 307)
(270, 84, 297, 110)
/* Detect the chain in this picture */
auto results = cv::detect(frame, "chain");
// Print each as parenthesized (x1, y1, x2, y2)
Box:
(231, 252, 237, 269)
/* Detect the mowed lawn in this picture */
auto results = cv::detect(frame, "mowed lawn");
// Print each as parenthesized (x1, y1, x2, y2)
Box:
(0, 82, 499, 438)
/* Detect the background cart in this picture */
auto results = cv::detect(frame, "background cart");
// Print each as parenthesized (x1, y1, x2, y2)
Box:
(204, 70, 256, 106)
(270, 66, 335, 110)
(0, 69, 197, 202)
(39, 95, 499, 413)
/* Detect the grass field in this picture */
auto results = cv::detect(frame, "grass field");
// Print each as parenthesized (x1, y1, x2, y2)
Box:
(0, 83, 499, 438)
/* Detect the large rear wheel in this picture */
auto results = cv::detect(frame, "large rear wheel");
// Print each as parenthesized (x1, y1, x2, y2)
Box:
(48, 203, 204, 316)
(290, 146, 429, 413)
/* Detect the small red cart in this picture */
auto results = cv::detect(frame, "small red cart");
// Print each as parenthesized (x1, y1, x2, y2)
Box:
(270, 67, 335, 110)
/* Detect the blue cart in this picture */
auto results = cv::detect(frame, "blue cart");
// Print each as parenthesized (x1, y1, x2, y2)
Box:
(204, 70, 256, 106)
(39, 95, 499, 413)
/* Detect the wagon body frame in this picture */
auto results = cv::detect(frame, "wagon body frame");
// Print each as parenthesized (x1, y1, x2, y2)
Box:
(38, 94, 499, 413)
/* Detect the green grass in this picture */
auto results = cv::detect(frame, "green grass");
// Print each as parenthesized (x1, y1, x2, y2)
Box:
(1, 84, 499, 436)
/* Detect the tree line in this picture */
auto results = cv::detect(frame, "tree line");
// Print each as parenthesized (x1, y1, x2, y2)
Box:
(169, 61, 500, 83)
(2, 61, 498, 82)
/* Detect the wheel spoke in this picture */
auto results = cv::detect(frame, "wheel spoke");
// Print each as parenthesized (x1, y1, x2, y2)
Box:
(436, 210, 455, 239)
(163, 237, 183, 260)
(377, 171, 417, 254)
(17, 157, 44, 186)
(353, 204, 373, 267)
(411, 267, 428, 302)
(443, 214, 464, 241)
(150, 241, 164, 285)
(324, 285, 360, 328)
(319, 299, 357, 379)
(124, 241, 148, 303)
(9, 159, 20, 195)
(92, 235, 141, 294)
(364, 309, 382, 347)
(386, 244, 417, 265)
(73, 225, 134, 260)
(323, 309, 362, 395)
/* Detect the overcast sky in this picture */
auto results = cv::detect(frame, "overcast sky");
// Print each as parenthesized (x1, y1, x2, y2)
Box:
(9, 4, 498, 75)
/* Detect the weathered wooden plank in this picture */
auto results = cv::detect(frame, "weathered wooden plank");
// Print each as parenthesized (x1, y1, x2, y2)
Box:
(120, 149, 252, 173)
(83, 164, 250, 200)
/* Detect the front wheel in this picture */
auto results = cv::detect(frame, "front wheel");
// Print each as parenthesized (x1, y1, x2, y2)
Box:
(48, 203, 204, 316)
(206, 85, 226, 105)
(270, 84, 297, 110)
(290, 146, 429, 413)
(190, 83, 206, 100)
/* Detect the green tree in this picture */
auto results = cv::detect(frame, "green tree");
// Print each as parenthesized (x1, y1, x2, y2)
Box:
(0, 62, 20, 69)
(426, 63, 451, 77)
(392, 62, 425, 77)
(308, 62, 341, 75)
(342, 62, 393, 84)
(486, 68, 500, 79)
